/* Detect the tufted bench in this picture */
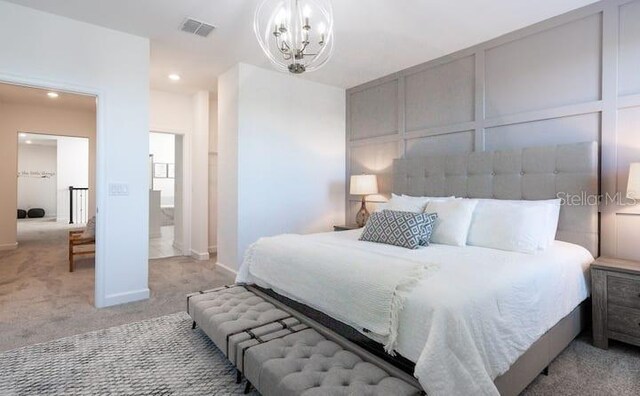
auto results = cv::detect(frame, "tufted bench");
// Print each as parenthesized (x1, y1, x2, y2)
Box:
(187, 286, 422, 396)
(243, 327, 421, 396)
(187, 285, 290, 358)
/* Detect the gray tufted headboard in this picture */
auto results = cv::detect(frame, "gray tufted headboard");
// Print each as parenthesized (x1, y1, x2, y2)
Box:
(393, 141, 599, 256)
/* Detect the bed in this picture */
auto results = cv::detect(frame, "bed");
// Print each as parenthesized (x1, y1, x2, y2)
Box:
(237, 141, 599, 396)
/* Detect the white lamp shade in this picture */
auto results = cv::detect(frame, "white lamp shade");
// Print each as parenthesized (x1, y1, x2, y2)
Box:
(350, 174, 378, 195)
(627, 163, 640, 199)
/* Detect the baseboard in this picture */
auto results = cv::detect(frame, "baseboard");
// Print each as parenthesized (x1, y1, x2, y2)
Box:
(0, 242, 18, 251)
(100, 288, 150, 307)
(190, 250, 210, 261)
(215, 261, 238, 276)
(208, 245, 217, 254)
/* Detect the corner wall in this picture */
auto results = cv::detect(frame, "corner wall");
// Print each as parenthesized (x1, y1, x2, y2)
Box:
(345, 0, 640, 261)
(0, 1, 150, 307)
(218, 63, 346, 272)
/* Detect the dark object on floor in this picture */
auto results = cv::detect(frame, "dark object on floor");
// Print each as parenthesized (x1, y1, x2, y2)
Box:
(17, 209, 26, 219)
(27, 208, 45, 218)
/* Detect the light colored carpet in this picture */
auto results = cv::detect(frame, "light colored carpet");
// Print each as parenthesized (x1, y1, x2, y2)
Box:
(522, 333, 640, 395)
(0, 219, 234, 352)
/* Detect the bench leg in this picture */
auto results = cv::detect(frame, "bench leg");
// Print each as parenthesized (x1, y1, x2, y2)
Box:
(244, 381, 252, 394)
(236, 370, 242, 384)
(192, 321, 197, 330)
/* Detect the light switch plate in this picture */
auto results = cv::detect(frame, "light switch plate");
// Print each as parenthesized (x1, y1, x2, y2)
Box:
(109, 183, 129, 196)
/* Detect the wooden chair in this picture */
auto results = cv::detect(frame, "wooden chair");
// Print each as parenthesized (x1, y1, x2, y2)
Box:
(68, 230, 95, 272)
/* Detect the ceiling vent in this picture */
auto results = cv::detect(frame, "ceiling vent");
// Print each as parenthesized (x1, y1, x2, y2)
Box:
(180, 18, 215, 38)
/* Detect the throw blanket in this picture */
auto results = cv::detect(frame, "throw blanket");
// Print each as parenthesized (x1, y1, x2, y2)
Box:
(237, 234, 435, 352)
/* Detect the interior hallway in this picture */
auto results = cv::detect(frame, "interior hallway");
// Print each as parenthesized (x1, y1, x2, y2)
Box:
(0, 221, 233, 352)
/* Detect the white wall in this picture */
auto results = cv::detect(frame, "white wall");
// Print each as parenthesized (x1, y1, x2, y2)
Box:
(209, 94, 218, 253)
(0, 1, 150, 307)
(191, 91, 210, 259)
(57, 136, 89, 223)
(18, 144, 57, 217)
(218, 63, 346, 272)
(149, 89, 210, 259)
(218, 66, 240, 271)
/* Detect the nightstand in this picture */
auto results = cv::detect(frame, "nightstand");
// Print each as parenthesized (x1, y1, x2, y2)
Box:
(333, 224, 362, 232)
(591, 256, 640, 349)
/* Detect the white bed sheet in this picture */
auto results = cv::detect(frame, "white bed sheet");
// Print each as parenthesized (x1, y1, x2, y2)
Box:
(241, 229, 592, 395)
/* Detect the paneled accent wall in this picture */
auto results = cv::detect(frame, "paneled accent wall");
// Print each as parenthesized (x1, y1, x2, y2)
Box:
(346, 0, 640, 260)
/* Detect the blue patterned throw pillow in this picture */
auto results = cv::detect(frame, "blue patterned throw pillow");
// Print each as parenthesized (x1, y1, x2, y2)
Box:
(359, 210, 438, 249)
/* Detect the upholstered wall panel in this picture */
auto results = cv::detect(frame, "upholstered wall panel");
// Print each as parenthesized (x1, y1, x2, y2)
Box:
(405, 131, 474, 158)
(346, 0, 640, 259)
(349, 80, 398, 140)
(404, 56, 475, 131)
(485, 14, 602, 118)
(619, 1, 640, 96)
(485, 114, 600, 151)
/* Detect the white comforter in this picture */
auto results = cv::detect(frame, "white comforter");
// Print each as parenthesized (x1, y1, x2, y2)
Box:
(237, 229, 592, 396)
(238, 233, 434, 352)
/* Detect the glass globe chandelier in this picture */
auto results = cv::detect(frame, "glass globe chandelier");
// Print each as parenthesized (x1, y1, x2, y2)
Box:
(254, 0, 335, 74)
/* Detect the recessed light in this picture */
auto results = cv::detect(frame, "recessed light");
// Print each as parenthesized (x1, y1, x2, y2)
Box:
(47, 92, 59, 98)
(25, 140, 32, 144)
(19, 133, 27, 138)
(168, 74, 181, 81)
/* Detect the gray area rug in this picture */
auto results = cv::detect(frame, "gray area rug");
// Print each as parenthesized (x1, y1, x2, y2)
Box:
(0, 313, 253, 395)
(1, 312, 639, 395)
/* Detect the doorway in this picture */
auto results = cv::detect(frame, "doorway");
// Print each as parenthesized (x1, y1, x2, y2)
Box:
(149, 131, 183, 259)
(0, 81, 97, 313)
(17, 133, 90, 244)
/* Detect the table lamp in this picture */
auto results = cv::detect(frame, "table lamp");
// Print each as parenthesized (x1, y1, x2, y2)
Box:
(627, 163, 640, 200)
(350, 174, 378, 227)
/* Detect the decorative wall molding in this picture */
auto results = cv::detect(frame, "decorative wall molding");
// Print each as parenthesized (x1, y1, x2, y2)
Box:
(345, 0, 640, 260)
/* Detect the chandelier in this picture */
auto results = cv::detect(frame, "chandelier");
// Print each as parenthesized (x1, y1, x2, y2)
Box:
(254, 0, 335, 74)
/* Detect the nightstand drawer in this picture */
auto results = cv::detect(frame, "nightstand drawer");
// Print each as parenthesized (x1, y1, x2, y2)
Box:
(608, 304, 640, 339)
(608, 275, 640, 310)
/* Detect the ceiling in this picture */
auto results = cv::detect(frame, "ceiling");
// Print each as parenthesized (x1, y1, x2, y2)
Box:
(3, 0, 598, 94)
(0, 82, 96, 112)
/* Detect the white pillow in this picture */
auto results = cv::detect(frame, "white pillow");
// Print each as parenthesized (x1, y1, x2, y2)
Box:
(467, 200, 556, 253)
(373, 202, 391, 212)
(424, 199, 478, 246)
(387, 193, 430, 213)
(474, 198, 561, 247)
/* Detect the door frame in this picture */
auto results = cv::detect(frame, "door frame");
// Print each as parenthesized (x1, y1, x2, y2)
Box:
(0, 72, 106, 307)
(149, 129, 191, 256)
